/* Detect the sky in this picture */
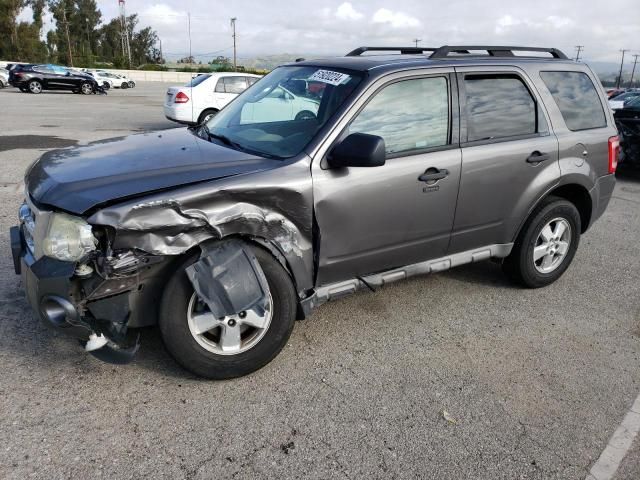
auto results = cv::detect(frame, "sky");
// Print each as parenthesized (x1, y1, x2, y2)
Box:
(19, 0, 640, 66)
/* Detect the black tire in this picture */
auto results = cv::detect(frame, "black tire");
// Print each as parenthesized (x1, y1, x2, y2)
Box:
(28, 79, 42, 94)
(80, 82, 93, 95)
(102, 81, 110, 90)
(295, 110, 316, 120)
(197, 109, 218, 125)
(503, 196, 581, 288)
(159, 243, 297, 379)
(0, 80, 5, 88)
(121, 82, 129, 89)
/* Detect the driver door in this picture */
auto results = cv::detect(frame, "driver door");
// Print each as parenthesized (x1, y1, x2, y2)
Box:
(312, 72, 462, 285)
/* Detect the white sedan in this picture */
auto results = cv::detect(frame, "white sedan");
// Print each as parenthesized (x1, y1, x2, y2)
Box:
(164, 72, 261, 125)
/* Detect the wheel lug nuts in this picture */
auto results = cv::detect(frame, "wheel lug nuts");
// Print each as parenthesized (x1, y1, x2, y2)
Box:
(228, 319, 237, 327)
(239, 311, 247, 319)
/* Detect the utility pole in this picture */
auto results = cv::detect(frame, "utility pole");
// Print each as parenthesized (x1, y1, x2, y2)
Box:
(187, 13, 192, 64)
(159, 38, 163, 64)
(616, 49, 629, 89)
(629, 54, 639, 88)
(413, 38, 422, 48)
(574, 45, 583, 62)
(231, 17, 237, 71)
(61, 8, 73, 67)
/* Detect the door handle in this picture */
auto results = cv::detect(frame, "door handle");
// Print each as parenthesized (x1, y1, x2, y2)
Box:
(418, 168, 449, 183)
(526, 151, 550, 164)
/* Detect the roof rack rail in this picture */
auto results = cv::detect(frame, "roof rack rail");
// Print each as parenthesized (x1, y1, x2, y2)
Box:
(346, 46, 437, 56)
(429, 45, 568, 59)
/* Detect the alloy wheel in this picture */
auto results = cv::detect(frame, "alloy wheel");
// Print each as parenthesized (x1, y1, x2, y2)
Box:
(186, 292, 273, 355)
(533, 217, 571, 274)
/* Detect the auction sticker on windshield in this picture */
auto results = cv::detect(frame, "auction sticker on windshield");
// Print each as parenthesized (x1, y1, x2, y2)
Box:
(308, 70, 351, 86)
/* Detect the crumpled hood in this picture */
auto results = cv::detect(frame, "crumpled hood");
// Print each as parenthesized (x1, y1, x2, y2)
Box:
(26, 127, 280, 214)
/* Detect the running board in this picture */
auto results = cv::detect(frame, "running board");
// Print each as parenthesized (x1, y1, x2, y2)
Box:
(301, 243, 513, 315)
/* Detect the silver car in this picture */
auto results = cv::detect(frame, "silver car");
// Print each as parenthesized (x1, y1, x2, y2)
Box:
(11, 45, 618, 378)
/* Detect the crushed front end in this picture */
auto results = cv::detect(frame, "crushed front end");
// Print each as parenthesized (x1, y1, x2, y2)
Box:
(11, 197, 174, 363)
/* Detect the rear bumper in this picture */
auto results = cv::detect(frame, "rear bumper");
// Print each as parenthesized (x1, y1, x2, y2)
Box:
(589, 174, 616, 227)
(164, 104, 196, 124)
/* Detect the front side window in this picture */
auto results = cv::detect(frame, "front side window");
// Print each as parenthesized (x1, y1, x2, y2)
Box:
(349, 77, 449, 155)
(540, 71, 606, 131)
(464, 74, 536, 142)
(203, 66, 363, 158)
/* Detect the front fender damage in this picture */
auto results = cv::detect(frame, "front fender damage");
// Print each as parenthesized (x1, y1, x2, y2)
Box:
(87, 166, 315, 297)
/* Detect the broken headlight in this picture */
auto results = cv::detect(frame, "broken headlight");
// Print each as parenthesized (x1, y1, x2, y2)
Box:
(42, 213, 97, 262)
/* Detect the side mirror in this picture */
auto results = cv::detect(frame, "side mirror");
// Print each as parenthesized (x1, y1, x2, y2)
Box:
(327, 133, 386, 168)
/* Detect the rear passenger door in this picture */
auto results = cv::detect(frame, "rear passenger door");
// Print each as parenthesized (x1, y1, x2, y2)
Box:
(213, 76, 248, 109)
(448, 67, 560, 254)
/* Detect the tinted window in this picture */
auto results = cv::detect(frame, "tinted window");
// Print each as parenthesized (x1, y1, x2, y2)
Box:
(349, 77, 449, 155)
(246, 76, 259, 86)
(464, 75, 536, 142)
(540, 71, 606, 131)
(33, 65, 54, 74)
(223, 76, 248, 94)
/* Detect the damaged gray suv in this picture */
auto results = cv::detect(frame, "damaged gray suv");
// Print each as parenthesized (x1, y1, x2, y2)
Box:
(11, 45, 619, 378)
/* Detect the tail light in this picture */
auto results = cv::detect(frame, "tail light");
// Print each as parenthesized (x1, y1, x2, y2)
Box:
(608, 135, 620, 174)
(174, 91, 189, 104)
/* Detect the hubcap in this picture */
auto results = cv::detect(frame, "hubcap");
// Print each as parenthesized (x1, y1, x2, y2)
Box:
(186, 292, 273, 356)
(533, 217, 571, 274)
(82, 84, 92, 94)
(30, 82, 41, 93)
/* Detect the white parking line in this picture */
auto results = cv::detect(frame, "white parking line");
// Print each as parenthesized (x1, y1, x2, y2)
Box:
(586, 393, 640, 480)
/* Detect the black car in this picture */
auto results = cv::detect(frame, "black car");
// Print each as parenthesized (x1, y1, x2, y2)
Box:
(615, 97, 640, 168)
(9, 64, 103, 94)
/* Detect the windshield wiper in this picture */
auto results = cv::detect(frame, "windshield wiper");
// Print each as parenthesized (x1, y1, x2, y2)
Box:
(208, 132, 239, 148)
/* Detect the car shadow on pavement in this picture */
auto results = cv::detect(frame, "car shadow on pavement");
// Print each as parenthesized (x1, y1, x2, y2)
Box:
(440, 260, 520, 289)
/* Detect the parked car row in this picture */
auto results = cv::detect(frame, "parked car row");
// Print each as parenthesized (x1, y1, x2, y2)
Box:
(3, 63, 136, 95)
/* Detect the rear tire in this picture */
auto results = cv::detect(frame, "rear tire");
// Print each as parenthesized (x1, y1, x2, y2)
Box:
(159, 243, 297, 379)
(503, 196, 581, 288)
(28, 80, 42, 94)
(121, 82, 129, 89)
(197, 109, 219, 125)
(102, 82, 110, 90)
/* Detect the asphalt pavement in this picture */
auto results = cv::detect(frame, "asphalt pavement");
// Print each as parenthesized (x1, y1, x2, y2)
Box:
(0, 82, 639, 479)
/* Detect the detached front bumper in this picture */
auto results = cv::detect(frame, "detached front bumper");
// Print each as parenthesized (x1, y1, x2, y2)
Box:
(10, 224, 140, 363)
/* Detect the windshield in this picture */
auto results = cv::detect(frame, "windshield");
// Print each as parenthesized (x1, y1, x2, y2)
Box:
(625, 96, 640, 108)
(186, 74, 211, 87)
(202, 66, 363, 158)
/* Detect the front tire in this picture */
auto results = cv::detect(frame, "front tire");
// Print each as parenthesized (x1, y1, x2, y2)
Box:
(121, 82, 129, 89)
(503, 196, 581, 288)
(80, 82, 93, 95)
(159, 244, 297, 379)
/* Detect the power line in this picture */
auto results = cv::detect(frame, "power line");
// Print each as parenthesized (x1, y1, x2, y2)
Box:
(574, 45, 583, 62)
(413, 38, 422, 48)
(616, 49, 629, 89)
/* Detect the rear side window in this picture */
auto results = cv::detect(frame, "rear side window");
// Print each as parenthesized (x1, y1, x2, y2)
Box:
(349, 76, 449, 155)
(186, 74, 210, 88)
(463, 74, 536, 142)
(246, 76, 259, 86)
(540, 71, 607, 131)
(222, 76, 248, 94)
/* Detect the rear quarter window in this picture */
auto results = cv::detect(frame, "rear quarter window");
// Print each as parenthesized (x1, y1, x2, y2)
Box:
(540, 71, 607, 131)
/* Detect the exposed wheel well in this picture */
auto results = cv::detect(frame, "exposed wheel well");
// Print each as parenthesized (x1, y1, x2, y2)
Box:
(546, 184, 592, 233)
